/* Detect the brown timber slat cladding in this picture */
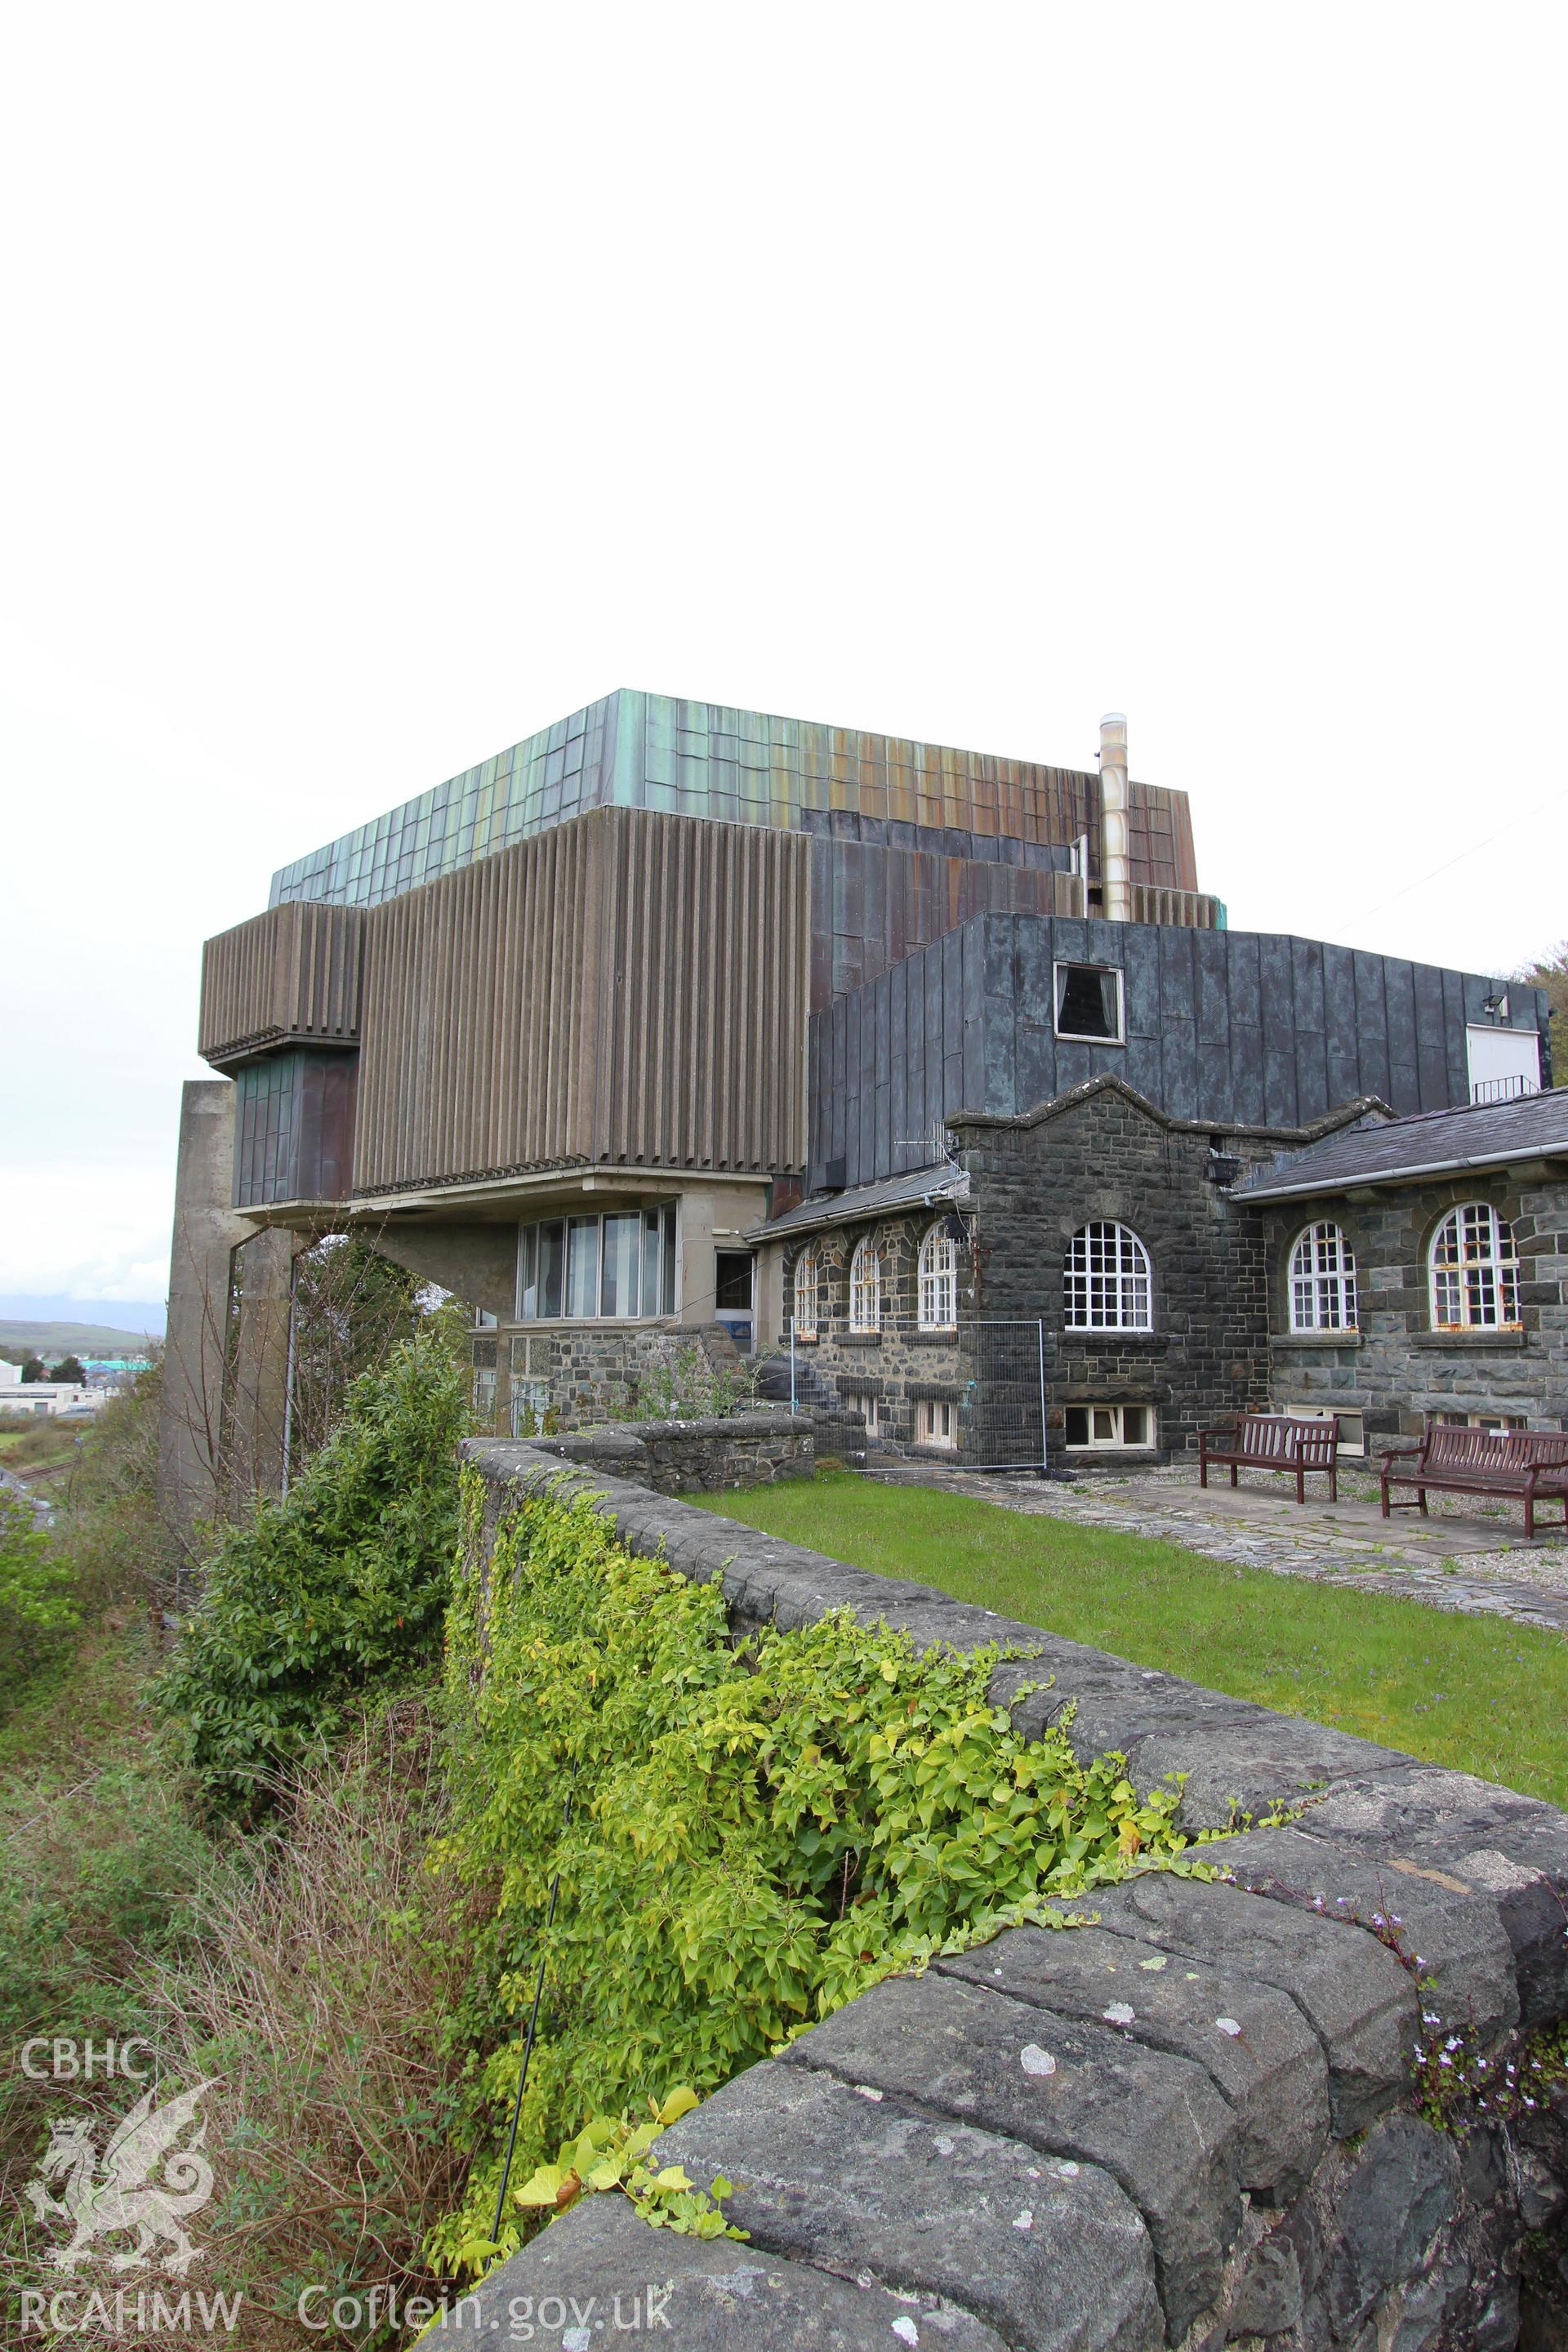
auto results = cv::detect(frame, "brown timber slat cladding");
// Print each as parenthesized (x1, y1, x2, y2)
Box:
(198, 903, 364, 1065)
(350, 808, 810, 1192)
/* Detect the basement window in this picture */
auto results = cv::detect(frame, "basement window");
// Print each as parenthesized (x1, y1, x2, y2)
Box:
(1054, 962, 1125, 1044)
(917, 1398, 957, 1450)
(1267, 1404, 1365, 1456)
(1064, 1403, 1155, 1450)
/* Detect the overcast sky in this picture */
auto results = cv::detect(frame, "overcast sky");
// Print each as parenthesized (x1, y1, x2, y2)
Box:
(3, 3, 1564, 1307)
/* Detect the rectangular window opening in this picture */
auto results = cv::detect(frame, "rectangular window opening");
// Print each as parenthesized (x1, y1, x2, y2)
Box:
(1054, 961, 1125, 1043)
(1063, 1402, 1156, 1450)
(517, 1204, 677, 1321)
(917, 1398, 957, 1450)
(1267, 1404, 1365, 1455)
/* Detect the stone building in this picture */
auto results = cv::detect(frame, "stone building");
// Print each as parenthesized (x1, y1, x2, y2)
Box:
(1237, 1089, 1568, 1459)
(755, 1080, 1568, 1472)
(157, 692, 1557, 1511)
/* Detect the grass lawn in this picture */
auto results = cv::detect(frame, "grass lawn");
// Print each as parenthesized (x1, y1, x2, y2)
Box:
(688, 1472, 1568, 1808)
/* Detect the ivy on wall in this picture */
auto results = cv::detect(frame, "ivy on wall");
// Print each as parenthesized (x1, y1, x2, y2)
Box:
(430, 1473, 1202, 2273)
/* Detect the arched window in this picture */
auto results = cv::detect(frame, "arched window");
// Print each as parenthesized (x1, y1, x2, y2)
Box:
(792, 1245, 821, 1337)
(1429, 1204, 1520, 1330)
(1064, 1222, 1152, 1331)
(849, 1236, 882, 1333)
(918, 1225, 958, 1330)
(1289, 1223, 1358, 1332)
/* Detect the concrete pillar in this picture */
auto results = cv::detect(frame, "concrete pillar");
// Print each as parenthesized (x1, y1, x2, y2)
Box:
(225, 1225, 301, 1508)
(156, 1078, 302, 1537)
(157, 1080, 251, 1535)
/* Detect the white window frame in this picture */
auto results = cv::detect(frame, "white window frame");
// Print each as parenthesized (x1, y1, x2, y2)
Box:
(792, 1245, 821, 1339)
(1064, 1223, 1152, 1331)
(511, 1379, 550, 1438)
(1063, 1403, 1156, 1450)
(516, 1202, 678, 1322)
(1428, 1203, 1520, 1330)
(849, 1236, 882, 1334)
(916, 1397, 957, 1450)
(1266, 1403, 1365, 1456)
(917, 1225, 958, 1330)
(1053, 960, 1126, 1045)
(1288, 1223, 1359, 1333)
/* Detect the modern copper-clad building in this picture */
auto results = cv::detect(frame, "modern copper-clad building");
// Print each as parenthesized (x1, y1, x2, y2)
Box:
(158, 689, 1553, 1517)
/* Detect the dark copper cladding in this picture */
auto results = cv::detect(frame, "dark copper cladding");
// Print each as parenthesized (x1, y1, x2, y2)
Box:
(199, 901, 364, 1068)
(350, 807, 811, 1192)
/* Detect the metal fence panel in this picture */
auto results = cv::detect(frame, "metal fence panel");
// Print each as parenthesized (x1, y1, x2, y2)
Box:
(783, 1316, 1048, 1473)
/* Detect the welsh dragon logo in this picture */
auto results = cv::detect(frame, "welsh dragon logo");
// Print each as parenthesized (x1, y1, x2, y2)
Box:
(24, 2078, 216, 2276)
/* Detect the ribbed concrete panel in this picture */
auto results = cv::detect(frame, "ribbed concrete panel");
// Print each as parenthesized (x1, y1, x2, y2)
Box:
(199, 902, 363, 1067)
(350, 808, 809, 1193)
(1130, 884, 1223, 929)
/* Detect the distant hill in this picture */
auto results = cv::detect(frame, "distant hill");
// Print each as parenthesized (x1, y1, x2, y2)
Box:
(0, 1295, 165, 1341)
(0, 1320, 160, 1356)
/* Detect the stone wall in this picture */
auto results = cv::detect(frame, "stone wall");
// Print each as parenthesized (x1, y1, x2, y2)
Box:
(521, 1407, 813, 1494)
(782, 1207, 970, 1458)
(1263, 1171, 1568, 1451)
(470, 1321, 746, 1436)
(448, 1441, 1568, 2350)
(956, 1080, 1293, 1464)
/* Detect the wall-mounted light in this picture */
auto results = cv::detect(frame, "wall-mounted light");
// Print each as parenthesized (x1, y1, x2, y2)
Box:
(1481, 990, 1510, 1022)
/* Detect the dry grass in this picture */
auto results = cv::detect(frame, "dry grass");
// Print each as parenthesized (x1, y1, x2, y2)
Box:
(134, 1701, 475, 2345)
(2, 1692, 477, 2350)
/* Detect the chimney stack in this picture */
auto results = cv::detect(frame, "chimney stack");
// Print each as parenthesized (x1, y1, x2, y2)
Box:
(1098, 712, 1131, 923)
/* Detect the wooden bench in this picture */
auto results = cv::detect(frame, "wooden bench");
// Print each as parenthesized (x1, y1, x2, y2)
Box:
(1199, 1413, 1339, 1503)
(1380, 1425, 1568, 1541)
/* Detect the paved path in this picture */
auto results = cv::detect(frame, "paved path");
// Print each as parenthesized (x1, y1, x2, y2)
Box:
(866, 1459, 1568, 1635)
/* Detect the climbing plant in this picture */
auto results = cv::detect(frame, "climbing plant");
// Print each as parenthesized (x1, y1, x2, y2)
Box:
(430, 1474, 1202, 2274)
(158, 1332, 466, 1815)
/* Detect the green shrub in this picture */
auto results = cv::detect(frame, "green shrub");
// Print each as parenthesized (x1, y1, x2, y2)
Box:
(430, 1476, 1198, 2274)
(158, 1332, 466, 1814)
(0, 1486, 76, 1686)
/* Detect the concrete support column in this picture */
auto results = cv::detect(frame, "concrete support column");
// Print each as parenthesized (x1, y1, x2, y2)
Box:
(157, 1080, 252, 1535)
(225, 1225, 302, 1508)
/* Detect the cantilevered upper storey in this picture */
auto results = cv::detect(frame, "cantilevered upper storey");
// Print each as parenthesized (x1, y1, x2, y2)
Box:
(199, 697, 1223, 1214)
(268, 688, 1209, 920)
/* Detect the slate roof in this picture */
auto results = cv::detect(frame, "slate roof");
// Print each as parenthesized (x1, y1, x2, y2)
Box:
(749, 1160, 968, 1242)
(1233, 1087, 1568, 1203)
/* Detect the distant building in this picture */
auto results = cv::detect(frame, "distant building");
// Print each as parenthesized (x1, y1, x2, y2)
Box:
(158, 693, 1560, 1508)
(0, 1376, 102, 1418)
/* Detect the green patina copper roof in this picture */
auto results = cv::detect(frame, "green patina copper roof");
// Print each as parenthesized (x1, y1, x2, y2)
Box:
(267, 688, 1107, 911)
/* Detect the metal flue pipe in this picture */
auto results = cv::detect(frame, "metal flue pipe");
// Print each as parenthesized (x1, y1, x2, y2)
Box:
(1098, 713, 1132, 923)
